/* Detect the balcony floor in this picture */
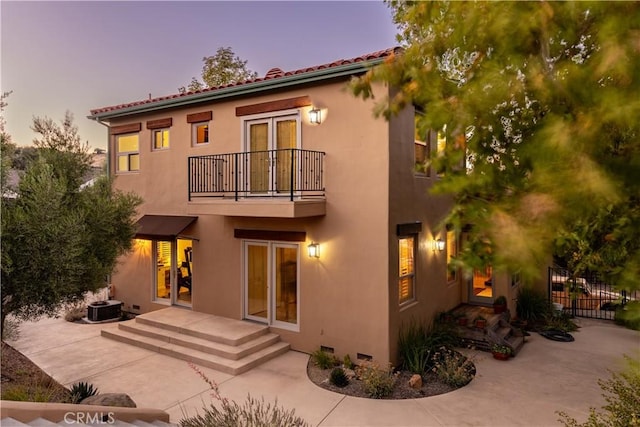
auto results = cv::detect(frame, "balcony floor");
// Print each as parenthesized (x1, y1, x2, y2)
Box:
(187, 198, 326, 218)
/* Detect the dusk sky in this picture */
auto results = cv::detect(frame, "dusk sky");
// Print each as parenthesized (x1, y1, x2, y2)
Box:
(1, 1, 398, 149)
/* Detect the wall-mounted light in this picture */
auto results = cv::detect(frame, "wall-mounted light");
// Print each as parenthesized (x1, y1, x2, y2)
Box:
(432, 238, 445, 252)
(308, 242, 320, 258)
(309, 108, 322, 125)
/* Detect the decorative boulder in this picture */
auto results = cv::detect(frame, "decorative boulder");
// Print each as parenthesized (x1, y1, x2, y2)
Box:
(344, 368, 356, 380)
(81, 393, 137, 408)
(409, 374, 423, 389)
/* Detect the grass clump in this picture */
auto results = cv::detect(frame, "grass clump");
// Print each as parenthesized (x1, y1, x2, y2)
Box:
(398, 317, 460, 375)
(432, 347, 476, 387)
(516, 286, 551, 324)
(311, 348, 338, 369)
(180, 363, 309, 427)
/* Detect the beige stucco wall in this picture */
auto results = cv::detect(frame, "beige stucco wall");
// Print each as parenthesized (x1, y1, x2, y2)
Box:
(108, 80, 393, 363)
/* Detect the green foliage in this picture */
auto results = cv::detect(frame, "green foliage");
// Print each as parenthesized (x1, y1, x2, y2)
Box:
(614, 302, 640, 331)
(353, 2, 640, 318)
(182, 362, 309, 427)
(557, 355, 640, 427)
(517, 286, 552, 323)
(1, 317, 20, 341)
(329, 367, 349, 388)
(491, 344, 513, 356)
(356, 361, 398, 399)
(398, 318, 460, 375)
(181, 46, 258, 93)
(494, 296, 507, 306)
(1, 113, 141, 336)
(1, 376, 68, 403)
(432, 347, 476, 387)
(69, 381, 98, 404)
(343, 354, 354, 370)
(311, 349, 338, 370)
(543, 312, 579, 333)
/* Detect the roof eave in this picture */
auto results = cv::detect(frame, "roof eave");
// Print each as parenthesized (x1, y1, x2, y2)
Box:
(87, 58, 384, 121)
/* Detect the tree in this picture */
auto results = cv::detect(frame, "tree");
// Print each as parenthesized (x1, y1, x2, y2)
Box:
(0, 113, 141, 336)
(180, 47, 258, 93)
(1, 91, 15, 190)
(351, 2, 640, 296)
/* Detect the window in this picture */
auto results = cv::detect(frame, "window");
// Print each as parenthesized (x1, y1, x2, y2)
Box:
(153, 238, 193, 305)
(116, 133, 139, 172)
(446, 230, 457, 282)
(398, 236, 416, 305)
(414, 112, 429, 175)
(192, 122, 209, 145)
(152, 129, 169, 150)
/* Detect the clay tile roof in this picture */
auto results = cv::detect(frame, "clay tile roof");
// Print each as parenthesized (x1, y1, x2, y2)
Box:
(90, 47, 400, 116)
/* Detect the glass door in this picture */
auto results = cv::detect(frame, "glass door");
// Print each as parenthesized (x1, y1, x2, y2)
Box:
(468, 265, 493, 304)
(243, 241, 299, 330)
(245, 114, 299, 196)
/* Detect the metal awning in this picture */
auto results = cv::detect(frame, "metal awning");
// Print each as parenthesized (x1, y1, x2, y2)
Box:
(135, 215, 197, 240)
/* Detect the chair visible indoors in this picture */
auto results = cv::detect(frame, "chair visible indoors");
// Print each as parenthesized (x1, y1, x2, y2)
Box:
(177, 247, 193, 296)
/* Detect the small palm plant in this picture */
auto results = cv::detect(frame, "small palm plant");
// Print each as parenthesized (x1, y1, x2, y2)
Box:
(69, 381, 99, 404)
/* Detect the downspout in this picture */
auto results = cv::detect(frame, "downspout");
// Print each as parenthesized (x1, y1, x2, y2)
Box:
(91, 118, 111, 178)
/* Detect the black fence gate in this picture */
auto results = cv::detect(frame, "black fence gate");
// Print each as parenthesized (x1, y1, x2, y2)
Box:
(548, 267, 631, 320)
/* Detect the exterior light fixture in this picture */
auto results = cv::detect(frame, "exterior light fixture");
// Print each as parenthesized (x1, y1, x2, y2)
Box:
(432, 238, 445, 252)
(308, 242, 320, 258)
(309, 108, 322, 124)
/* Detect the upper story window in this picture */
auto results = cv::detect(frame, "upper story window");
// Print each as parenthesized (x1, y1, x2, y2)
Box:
(192, 122, 209, 145)
(187, 111, 212, 147)
(116, 133, 140, 172)
(399, 236, 416, 305)
(153, 129, 170, 150)
(414, 112, 429, 176)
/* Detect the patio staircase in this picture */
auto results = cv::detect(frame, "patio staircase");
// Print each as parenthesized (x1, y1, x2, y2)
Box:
(101, 307, 289, 375)
(452, 305, 526, 355)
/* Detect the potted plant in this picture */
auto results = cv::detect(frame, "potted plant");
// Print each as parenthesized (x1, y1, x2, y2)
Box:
(474, 315, 487, 329)
(491, 344, 512, 360)
(455, 313, 468, 326)
(493, 296, 507, 314)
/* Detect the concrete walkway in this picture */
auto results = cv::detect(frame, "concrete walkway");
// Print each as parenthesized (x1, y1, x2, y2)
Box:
(6, 315, 639, 426)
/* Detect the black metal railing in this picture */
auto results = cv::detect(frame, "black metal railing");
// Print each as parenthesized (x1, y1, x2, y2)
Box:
(188, 148, 325, 201)
(548, 267, 634, 320)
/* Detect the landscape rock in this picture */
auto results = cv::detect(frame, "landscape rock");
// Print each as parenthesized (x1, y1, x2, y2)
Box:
(81, 393, 137, 408)
(344, 368, 356, 380)
(409, 374, 422, 389)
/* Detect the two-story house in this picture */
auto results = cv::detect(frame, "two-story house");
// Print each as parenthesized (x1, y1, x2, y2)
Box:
(88, 48, 520, 366)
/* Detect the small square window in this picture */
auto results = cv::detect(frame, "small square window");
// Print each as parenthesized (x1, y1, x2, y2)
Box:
(192, 122, 209, 145)
(152, 129, 170, 150)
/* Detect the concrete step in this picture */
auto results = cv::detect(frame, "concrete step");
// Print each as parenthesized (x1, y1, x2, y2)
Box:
(102, 327, 290, 375)
(134, 312, 269, 346)
(118, 321, 280, 360)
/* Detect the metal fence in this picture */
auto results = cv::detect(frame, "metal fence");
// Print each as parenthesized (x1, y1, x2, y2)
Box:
(188, 148, 325, 201)
(548, 267, 633, 320)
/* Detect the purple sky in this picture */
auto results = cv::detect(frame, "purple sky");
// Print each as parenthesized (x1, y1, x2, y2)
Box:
(1, 1, 398, 149)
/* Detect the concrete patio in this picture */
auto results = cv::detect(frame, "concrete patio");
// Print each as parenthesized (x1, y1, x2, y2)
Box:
(5, 314, 639, 426)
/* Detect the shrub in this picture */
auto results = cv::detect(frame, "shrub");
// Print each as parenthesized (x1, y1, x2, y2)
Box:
(398, 318, 460, 375)
(311, 349, 338, 369)
(557, 355, 640, 427)
(69, 381, 99, 403)
(432, 347, 476, 387)
(343, 354, 354, 370)
(64, 303, 87, 322)
(2, 317, 20, 341)
(329, 367, 349, 387)
(181, 363, 309, 427)
(1, 376, 66, 402)
(543, 312, 578, 332)
(516, 286, 551, 324)
(356, 361, 398, 399)
(614, 301, 640, 331)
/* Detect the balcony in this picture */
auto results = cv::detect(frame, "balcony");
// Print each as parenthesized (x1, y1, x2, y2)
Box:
(187, 149, 326, 218)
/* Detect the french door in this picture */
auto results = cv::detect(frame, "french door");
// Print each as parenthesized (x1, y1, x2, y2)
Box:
(244, 241, 299, 330)
(245, 114, 299, 195)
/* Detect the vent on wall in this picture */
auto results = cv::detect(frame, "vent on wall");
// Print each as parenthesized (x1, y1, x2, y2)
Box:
(320, 346, 334, 354)
(357, 353, 373, 361)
